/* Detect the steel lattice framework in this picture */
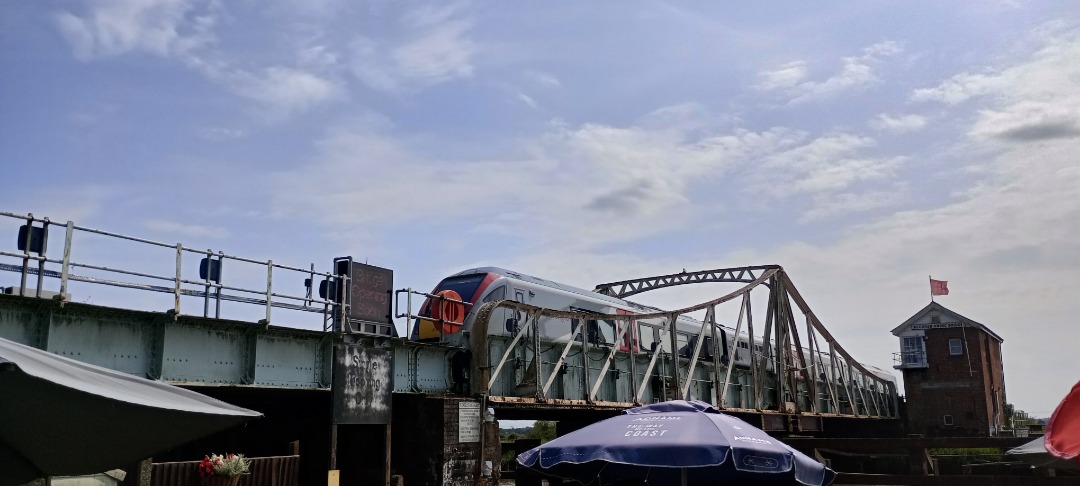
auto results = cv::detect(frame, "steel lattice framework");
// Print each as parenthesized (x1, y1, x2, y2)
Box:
(473, 265, 899, 422)
(593, 265, 780, 298)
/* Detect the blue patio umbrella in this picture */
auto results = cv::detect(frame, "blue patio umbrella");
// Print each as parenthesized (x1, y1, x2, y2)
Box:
(517, 400, 834, 486)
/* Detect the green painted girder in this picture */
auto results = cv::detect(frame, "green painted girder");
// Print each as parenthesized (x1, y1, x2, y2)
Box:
(0, 294, 334, 389)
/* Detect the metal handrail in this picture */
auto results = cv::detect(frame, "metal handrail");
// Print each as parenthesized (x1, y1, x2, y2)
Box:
(394, 288, 471, 343)
(0, 211, 346, 330)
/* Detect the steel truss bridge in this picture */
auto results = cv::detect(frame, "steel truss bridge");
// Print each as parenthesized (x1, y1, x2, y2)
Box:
(464, 266, 898, 426)
(0, 211, 897, 435)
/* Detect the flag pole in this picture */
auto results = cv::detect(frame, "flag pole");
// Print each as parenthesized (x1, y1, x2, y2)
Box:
(929, 275, 934, 302)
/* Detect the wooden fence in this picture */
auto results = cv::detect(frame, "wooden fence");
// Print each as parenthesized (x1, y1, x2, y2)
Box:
(151, 455, 300, 486)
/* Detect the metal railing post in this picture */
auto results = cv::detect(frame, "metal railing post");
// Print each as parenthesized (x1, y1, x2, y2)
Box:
(19, 213, 33, 297)
(215, 251, 223, 319)
(34, 218, 48, 298)
(263, 260, 273, 325)
(173, 243, 182, 317)
(203, 248, 212, 318)
(59, 221, 73, 304)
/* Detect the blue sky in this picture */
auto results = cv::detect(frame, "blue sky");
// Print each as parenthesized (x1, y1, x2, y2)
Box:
(2, 1, 1079, 417)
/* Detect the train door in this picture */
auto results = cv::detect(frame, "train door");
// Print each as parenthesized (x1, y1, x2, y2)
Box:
(505, 287, 528, 333)
(617, 308, 636, 352)
(511, 287, 533, 332)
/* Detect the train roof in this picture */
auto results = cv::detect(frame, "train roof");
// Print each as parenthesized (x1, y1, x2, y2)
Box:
(451, 266, 662, 312)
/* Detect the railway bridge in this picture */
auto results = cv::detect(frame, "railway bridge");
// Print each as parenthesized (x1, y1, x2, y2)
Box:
(0, 211, 900, 485)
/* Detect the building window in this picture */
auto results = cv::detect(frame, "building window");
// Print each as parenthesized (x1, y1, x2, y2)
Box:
(949, 338, 964, 356)
(901, 336, 926, 365)
(943, 415, 953, 426)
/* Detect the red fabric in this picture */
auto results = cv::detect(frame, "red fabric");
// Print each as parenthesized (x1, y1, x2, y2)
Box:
(930, 279, 949, 296)
(1046, 379, 1080, 460)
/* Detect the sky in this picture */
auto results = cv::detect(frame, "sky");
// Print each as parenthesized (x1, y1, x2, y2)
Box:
(1, 0, 1079, 418)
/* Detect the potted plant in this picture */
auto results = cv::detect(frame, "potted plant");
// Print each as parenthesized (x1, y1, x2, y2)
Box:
(198, 453, 250, 486)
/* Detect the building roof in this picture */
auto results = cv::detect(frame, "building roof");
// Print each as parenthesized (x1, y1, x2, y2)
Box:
(890, 301, 1004, 342)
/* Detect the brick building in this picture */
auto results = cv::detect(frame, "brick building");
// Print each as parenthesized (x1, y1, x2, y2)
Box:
(891, 302, 1006, 436)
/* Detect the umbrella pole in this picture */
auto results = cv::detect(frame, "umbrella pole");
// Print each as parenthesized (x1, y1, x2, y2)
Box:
(680, 469, 687, 486)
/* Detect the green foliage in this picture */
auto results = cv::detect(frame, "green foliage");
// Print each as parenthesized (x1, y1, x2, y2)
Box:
(528, 421, 557, 443)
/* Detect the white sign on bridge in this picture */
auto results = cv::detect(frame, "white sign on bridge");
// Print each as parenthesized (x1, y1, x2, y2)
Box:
(458, 401, 481, 443)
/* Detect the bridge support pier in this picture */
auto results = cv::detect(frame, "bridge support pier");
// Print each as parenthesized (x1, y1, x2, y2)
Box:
(391, 394, 501, 486)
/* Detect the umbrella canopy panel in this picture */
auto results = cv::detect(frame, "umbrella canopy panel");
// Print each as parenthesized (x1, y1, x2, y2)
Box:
(1006, 436, 1079, 471)
(518, 400, 834, 486)
(0, 337, 262, 486)
(1047, 379, 1080, 463)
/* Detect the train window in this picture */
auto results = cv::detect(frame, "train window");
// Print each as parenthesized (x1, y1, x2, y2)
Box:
(586, 320, 601, 345)
(581, 319, 615, 346)
(699, 336, 713, 360)
(738, 341, 749, 349)
(638, 324, 658, 353)
(677, 332, 690, 358)
(600, 320, 615, 345)
(658, 328, 673, 353)
(482, 285, 506, 303)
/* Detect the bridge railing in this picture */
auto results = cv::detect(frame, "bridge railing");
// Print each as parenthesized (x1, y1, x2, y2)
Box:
(0, 211, 347, 330)
(393, 288, 472, 344)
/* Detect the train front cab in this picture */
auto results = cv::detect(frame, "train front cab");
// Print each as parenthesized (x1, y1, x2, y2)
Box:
(412, 271, 500, 341)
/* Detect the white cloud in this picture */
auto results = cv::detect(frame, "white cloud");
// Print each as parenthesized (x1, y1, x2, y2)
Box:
(871, 113, 928, 133)
(526, 71, 562, 89)
(350, 12, 476, 92)
(758, 41, 904, 104)
(755, 134, 901, 206)
(970, 100, 1080, 141)
(917, 28, 1080, 143)
(269, 107, 902, 251)
(755, 61, 807, 90)
(799, 188, 904, 223)
(911, 72, 1004, 105)
(224, 66, 341, 115)
(517, 92, 538, 109)
(54, 0, 340, 117)
(54, 0, 216, 61)
(787, 58, 875, 104)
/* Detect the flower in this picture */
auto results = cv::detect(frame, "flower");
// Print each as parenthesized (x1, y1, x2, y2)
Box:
(198, 453, 251, 477)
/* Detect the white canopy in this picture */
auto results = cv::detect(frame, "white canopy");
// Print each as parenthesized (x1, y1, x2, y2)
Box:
(0, 336, 262, 486)
(1006, 436, 1078, 471)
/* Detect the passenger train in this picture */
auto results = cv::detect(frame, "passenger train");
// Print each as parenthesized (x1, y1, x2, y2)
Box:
(410, 267, 897, 409)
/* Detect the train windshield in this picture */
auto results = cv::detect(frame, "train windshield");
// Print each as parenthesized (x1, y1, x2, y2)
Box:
(429, 274, 486, 309)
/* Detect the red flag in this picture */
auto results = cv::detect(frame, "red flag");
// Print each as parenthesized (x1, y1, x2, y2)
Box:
(930, 279, 949, 296)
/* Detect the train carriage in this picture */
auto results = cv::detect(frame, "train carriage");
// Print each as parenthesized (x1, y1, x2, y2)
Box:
(409, 266, 897, 414)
